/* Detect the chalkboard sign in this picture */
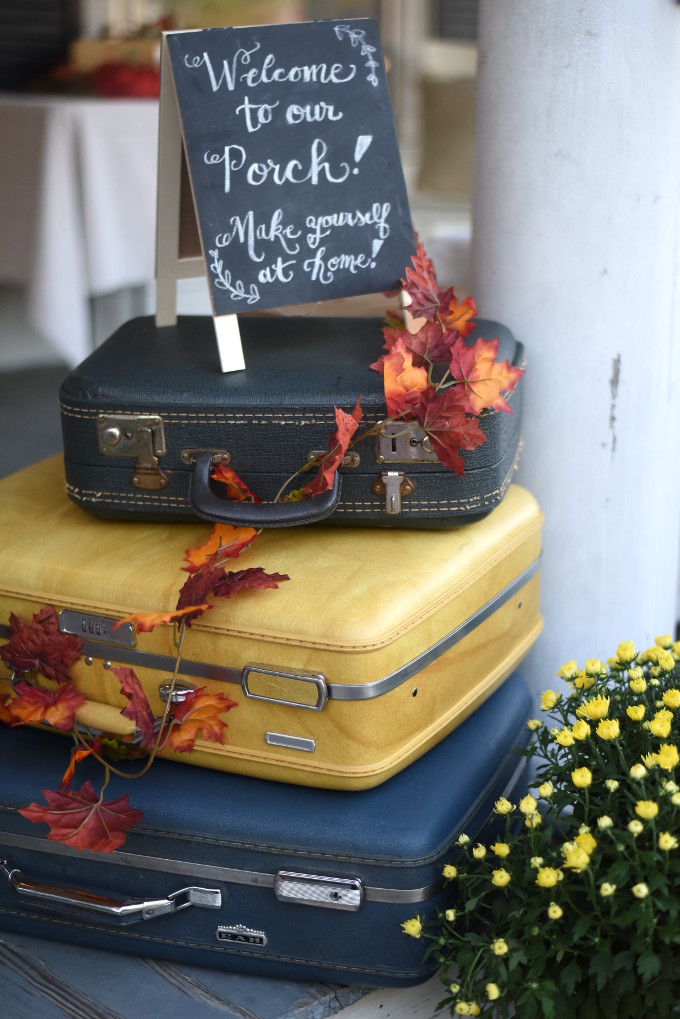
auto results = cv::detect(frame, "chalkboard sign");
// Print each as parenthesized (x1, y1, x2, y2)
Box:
(164, 19, 415, 318)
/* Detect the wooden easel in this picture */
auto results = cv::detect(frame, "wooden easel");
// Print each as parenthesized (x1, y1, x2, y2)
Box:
(155, 35, 245, 373)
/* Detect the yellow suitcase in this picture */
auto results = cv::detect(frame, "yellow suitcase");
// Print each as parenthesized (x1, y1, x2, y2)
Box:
(0, 457, 542, 789)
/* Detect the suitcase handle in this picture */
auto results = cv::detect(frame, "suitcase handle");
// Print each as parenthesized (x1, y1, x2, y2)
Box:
(0, 858, 222, 926)
(189, 454, 342, 526)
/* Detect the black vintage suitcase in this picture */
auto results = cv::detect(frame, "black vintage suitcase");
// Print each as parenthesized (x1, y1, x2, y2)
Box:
(59, 314, 524, 527)
(0, 671, 532, 987)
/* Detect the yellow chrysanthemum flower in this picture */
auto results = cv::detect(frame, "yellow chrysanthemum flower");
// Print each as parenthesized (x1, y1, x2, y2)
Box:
(494, 797, 514, 815)
(538, 782, 554, 798)
(547, 902, 563, 919)
(557, 659, 579, 680)
(527, 719, 542, 731)
(486, 984, 500, 1002)
(629, 763, 648, 781)
(632, 883, 649, 899)
(562, 845, 590, 872)
(571, 720, 591, 741)
(457, 834, 470, 846)
(442, 864, 458, 879)
(519, 794, 538, 816)
(627, 705, 645, 723)
(491, 938, 508, 956)
(597, 718, 620, 741)
(658, 832, 678, 851)
(597, 815, 613, 830)
(401, 916, 422, 938)
(628, 820, 644, 836)
(635, 800, 659, 820)
(585, 658, 606, 676)
(468, 1005, 481, 1017)
(629, 675, 647, 694)
(650, 712, 673, 738)
(491, 842, 510, 858)
(540, 689, 558, 710)
(656, 634, 673, 649)
(605, 779, 620, 792)
(454, 1003, 471, 1016)
(575, 831, 597, 855)
(576, 696, 610, 721)
(535, 867, 560, 888)
(672, 792, 680, 806)
(445, 908, 456, 921)
(600, 882, 617, 897)
(449, 983, 461, 994)
(473, 844, 487, 859)
(663, 689, 680, 709)
(555, 728, 575, 747)
(491, 868, 511, 888)
(664, 780, 679, 793)
(658, 650, 676, 672)
(654, 744, 679, 771)
(616, 641, 636, 664)
(530, 856, 544, 868)
(572, 767, 593, 788)
(525, 812, 542, 829)
(573, 670, 595, 691)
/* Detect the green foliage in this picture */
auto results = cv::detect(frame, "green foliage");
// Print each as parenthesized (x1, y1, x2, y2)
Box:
(403, 636, 680, 1016)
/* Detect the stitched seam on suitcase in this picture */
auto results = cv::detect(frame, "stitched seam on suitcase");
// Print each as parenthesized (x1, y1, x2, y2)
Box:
(0, 908, 430, 977)
(60, 404, 383, 427)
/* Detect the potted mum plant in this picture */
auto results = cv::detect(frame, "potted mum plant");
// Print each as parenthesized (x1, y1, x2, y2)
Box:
(402, 635, 680, 1018)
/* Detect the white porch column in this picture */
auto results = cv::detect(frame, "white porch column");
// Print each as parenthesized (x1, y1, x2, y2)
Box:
(472, 1, 680, 693)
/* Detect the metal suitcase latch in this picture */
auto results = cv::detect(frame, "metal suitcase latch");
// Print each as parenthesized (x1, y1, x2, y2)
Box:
(372, 471, 415, 515)
(97, 413, 169, 490)
(376, 421, 439, 464)
(274, 871, 364, 912)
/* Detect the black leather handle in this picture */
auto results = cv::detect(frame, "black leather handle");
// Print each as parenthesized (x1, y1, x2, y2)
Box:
(189, 455, 342, 527)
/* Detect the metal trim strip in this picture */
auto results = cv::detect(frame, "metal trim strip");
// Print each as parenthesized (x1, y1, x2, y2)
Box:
(0, 831, 439, 905)
(0, 555, 540, 703)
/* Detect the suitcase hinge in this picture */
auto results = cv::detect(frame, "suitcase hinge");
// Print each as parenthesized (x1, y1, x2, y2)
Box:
(97, 413, 169, 490)
(274, 871, 364, 912)
(372, 471, 415, 515)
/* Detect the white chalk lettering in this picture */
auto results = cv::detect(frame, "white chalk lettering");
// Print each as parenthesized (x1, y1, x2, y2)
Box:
(236, 95, 280, 132)
(305, 202, 391, 249)
(240, 53, 356, 88)
(191, 45, 261, 91)
(285, 102, 343, 124)
(258, 257, 297, 283)
(204, 145, 247, 193)
(303, 246, 372, 284)
(215, 208, 301, 262)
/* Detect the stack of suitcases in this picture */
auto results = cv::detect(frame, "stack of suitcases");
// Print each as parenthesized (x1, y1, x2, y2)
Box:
(0, 18, 543, 995)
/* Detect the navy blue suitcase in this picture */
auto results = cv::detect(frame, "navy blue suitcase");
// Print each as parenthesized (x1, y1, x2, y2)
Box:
(0, 673, 531, 988)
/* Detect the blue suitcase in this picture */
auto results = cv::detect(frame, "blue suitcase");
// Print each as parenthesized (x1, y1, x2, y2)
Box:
(0, 672, 531, 988)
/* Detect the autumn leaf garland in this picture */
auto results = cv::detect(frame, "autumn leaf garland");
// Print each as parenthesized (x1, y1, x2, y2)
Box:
(0, 239, 525, 853)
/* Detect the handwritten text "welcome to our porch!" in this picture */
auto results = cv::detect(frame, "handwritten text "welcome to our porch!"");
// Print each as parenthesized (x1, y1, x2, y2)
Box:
(172, 22, 409, 310)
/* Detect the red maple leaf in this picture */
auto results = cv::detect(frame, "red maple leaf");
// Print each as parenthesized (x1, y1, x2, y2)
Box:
(380, 338, 432, 419)
(212, 567, 290, 600)
(209, 463, 261, 503)
(18, 781, 143, 853)
(414, 389, 488, 475)
(163, 688, 237, 754)
(401, 240, 455, 324)
(113, 604, 212, 634)
(0, 605, 83, 684)
(8, 680, 85, 731)
(113, 667, 155, 749)
(60, 742, 102, 789)
(448, 335, 525, 414)
(182, 523, 259, 573)
(295, 400, 362, 499)
(176, 557, 227, 612)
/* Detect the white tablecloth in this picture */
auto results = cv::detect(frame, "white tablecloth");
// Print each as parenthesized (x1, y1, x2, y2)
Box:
(0, 95, 158, 366)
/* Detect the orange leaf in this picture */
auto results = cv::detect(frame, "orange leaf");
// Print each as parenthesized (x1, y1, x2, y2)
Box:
(209, 464, 261, 503)
(443, 295, 477, 337)
(401, 239, 455, 324)
(8, 680, 85, 731)
(163, 688, 237, 754)
(182, 524, 258, 573)
(19, 781, 143, 853)
(298, 399, 362, 499)
(113, 603, 212, 634)
(0, 693, 13, 725)
(60, 742, 101, 789)
(448, 335, 525, 415)
(381, 338, 432, 419)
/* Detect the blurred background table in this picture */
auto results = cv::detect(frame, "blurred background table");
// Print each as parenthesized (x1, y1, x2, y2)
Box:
(0, 95, 159, 367)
